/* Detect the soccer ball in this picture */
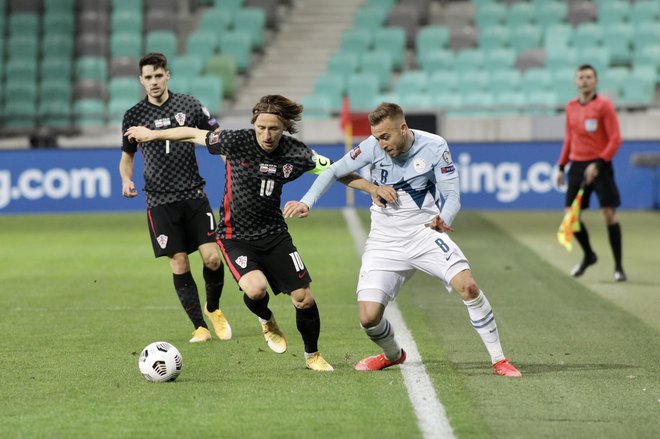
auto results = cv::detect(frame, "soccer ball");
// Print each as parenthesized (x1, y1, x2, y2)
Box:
(138, 341, 183, 382)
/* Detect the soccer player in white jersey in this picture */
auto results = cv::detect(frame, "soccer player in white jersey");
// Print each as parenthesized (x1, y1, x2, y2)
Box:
(284, 102, 521, 377)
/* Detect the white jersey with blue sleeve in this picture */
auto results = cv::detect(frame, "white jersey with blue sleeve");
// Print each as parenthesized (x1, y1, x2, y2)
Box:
(300, 129, 460, 239)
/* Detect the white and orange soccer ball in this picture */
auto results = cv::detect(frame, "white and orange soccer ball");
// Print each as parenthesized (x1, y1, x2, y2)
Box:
(138, 341, 183, 382)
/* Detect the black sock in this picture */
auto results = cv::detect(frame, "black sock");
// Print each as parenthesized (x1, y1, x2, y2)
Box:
(203, 265, 224, 312)
(574, 221, 595, 258)
(296, 302, 320, 354)
(607, 222, 623, 270)
(243, 293, 272, 321)
(173, 272, 206, 329)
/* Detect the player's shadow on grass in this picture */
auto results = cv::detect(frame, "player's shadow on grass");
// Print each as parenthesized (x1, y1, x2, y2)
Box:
(451, 361, 636, 375)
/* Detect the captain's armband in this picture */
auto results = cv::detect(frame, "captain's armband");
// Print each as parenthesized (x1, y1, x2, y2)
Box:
(310, 152, 333, 175)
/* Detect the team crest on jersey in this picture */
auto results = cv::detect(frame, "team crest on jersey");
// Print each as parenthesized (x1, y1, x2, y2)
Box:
(259, 163, 277, 174)
(235, 255, 248, 268)
(156, 234, 168, 249)
(349, 146, 362, 160)
(442, 150, 452, 164)
(208, 129, 221, 145)
(154, 118, 171, 128)
(174, 112, 186, 126)
(413, 158, 426, 173)
(585, 119, 598, 132)
(283, 163, 293, 178)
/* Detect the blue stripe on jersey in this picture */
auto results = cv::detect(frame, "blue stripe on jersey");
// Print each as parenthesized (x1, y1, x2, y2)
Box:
(393, 179, 436, 209)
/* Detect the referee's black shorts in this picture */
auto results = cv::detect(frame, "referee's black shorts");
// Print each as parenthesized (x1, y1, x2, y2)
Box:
(217, 231, 312, 295)
(566, 160, 621, 209)
(146, 198, 217, 257)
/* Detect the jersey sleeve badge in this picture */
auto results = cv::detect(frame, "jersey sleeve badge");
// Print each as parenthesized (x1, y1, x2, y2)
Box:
(208, 129, 221, 146)
(349, 145, 362, 160)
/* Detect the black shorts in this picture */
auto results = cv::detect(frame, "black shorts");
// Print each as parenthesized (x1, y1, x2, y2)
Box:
(566, 160, 621, 209)
(217, 231, 312, 295)
(147, 198, 217, 257)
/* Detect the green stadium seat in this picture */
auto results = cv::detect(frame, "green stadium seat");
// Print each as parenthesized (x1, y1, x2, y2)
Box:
(457, 70, 490, 93)
(145, 31, 178, 56)
(347, 73, 380, 111)
(394, 71, 428, 96)
(170, 54, 204, 80)
(42, 35, 74, 60)
(632, 21, 660, 52)
(354, 6, 388, 31)
(301, 94, 333, 119)
(44, 0, 75, 13)
(365, 0, 396, 11)
(460, 91, 495, 116)
(73, 98, 106, 126)
(219, 31, 252, 73)
(8, 13, 39, 35)
(372, 27, 405, 70)
(475, 3, 506, 28)
(521, 68, 552, 93)
(506, 2, 534, 27)
(484, 47, 516, 70)
(509, 24, 542, 54)
(111, 10, 143, 34)
(397, 93, 432, 109)
(359, 51, 393, 91)
(546, 47, 578, 71)
(6, 58, 37, 79)
(577, 47, 611, 74)
(40, 80, 73, 103)
(167, 76, 191, 94)
(234, 8, 266, 50)
(108, 97, 135, 125)
(597, 1, 629, 26)
(571, 23, 604, 50)
(620, 73, 654, 105)
(212, 0, 243, 18)
(629, 1, 660, 26)
(415, 25, 450, 58)
(203, 55, 237, 98)
(3, 100, 37, 128)
(633, 45, 660, 78)
(600, 67, 630, 99)
(427, 70, 459, 93)
(493, 90, 525, 115)
(327, 52, 359, 80)
(524, 90, 558, 115)
(186, 30, 218, 60)
(314, 72, 345, 96)
(109, 77, 142, 101)
(543, 23, 573, 55)
(43, 12, 75, 33)
(113, 0, 143, 13)
(479, 25, 510, 51)
(190, 75, 223, 114)
(75, 57, 108, 82)
(602, 24, 632, 66)
(535, 2, 567, 27)
(312, 88, 343, 113)
(198, 8, 232, 41)
(340, 29, 372, 55)
(110, 32, 143, 58)
(5, 78, 37, 103)
(7, 35, 38, 60)
(454, 49, 484, 71)
(551, 67, 577, 104)
(418, 49, 453, 74)
(39, 97, 72, 127)
(489, 68, 521, 93)
(430, 91, 463, 111)
(41, 58, 72, 79)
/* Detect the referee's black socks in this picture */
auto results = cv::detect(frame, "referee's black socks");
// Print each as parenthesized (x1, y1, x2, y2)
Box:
(575, 221, 595, 258)
(173, 271, 207, 329)
(608, 222, 623, 269)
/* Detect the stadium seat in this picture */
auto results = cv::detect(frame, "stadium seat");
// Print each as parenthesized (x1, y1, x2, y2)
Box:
(219, 31, 252, 73)
(111, 10, 143, 34)
(198, 7, 233, 41)
(430, 91, 463, 111)
(602, 24, 632, 66)
(204, 55, 237, 98)
(8, 13, 39, 35)
(186, 30, 219, 60)
(571, 23, 604, 51)
(524, 90, 558, 115)
(417, 49, 453, 73)
(509, 24, 542, 54)
(578, 47, 611, 74)
(457, 70, 490, 93)
(39, 98, 72, 127)
(234, 7, 266, 50)
(620, 74, 654, 105)
(551, 67, 577, 104)
(327, 52, 359, 80)
(110, 32, 143, 59)
(415, 25, 450, 58)
(212, 0, 243, 17)
(506, 2, 534, 28)
(167, 76, 191, 94)
(629, 1, 660, 26)
(474, 3, 506, 28)
(520, 68, 552, 94)
(484, 47, 516, 70)
(373, 27, 406, 69)
(354, 6, 388, 31)
(73, 98, 106, 126)
(600, 67, 630, 100)
(633, 45, 660, 79)
(427, 70, 459, 94)
(632, 21, 660, 52)
(43, 12, 75, 33)
(340, 29, 373, 55)
(41, 58, 73, 79)
(109, 77, 142, 102)
(113, 0, 143, 13)
(493, 90, 525, 115)
(44, 0, 75, 13)
(3, 100, 37, 128)
(42, 35, 74, 60)
(597, 1, 629, 26)
(108, 97, 135, 125)
(366, 0, 396, 10)
(394, 71, 428, 96)
(39, 80, 73, 103)
(245, 0, 279, 29)
(478, 25, 510, 51)
(301, 94, 333, 119)
(454, 49, 484, 71)
(5, 58, 37, 80)
(489, 68, 521, 93)
(359, 51, 393, 91)
(170, 54, 204, 80)
(7, 35, 39, 59)
(4, 78, 37, 103)
(397, 92, 432, 109)
(189, 75, 223, 114)
(145, 31, 178, 56)
(347, 73, 380, 111)
(75, 56, 108, 82)
(546, 48, 578, 71)
(460, 91, 494, 116)
(535, 1, 567, 27)
(543, 24, 573, 56)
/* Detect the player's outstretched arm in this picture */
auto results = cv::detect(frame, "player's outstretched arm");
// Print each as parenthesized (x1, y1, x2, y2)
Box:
(124, 126, 209, 146)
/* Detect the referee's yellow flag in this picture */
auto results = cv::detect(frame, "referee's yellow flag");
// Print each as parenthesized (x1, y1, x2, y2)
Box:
(557, 187, 584, 251)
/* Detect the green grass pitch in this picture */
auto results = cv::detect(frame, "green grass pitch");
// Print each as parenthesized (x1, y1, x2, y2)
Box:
(1, 210, 659, 439)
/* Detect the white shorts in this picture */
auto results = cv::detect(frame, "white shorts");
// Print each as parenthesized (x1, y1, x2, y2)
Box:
(356, 226, 470, 304)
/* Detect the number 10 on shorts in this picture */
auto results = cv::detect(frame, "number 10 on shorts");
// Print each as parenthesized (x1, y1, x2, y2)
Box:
(289, 251, 305, 271)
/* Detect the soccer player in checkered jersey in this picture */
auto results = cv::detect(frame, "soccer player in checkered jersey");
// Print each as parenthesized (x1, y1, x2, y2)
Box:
(119, 53, 231, 344)
(283, 102, 521, 377)
(556, 64, 626, 282)
(125, 95, 381, 371)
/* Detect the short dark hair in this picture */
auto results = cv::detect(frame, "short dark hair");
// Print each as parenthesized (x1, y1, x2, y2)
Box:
(251, 95, 303, 134)
(577, 64, 598, 79)
(139, 53, 168, 75)
(368, 102, 405, 126)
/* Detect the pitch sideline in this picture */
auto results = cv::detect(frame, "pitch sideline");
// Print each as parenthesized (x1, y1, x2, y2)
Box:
(342, 208, 456, 439)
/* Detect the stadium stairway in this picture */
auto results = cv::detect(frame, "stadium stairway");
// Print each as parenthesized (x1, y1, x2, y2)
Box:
(231, 0, 363, 111)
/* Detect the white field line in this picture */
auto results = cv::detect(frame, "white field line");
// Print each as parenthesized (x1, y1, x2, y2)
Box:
(342, 208, 456, 439)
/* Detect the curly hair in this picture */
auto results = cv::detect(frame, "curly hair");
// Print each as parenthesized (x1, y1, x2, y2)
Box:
(251, 95, 303, 134)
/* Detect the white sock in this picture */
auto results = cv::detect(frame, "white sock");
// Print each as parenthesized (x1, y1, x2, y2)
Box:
(362, 318, 401, 361)
(463, 291, 505, 364)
